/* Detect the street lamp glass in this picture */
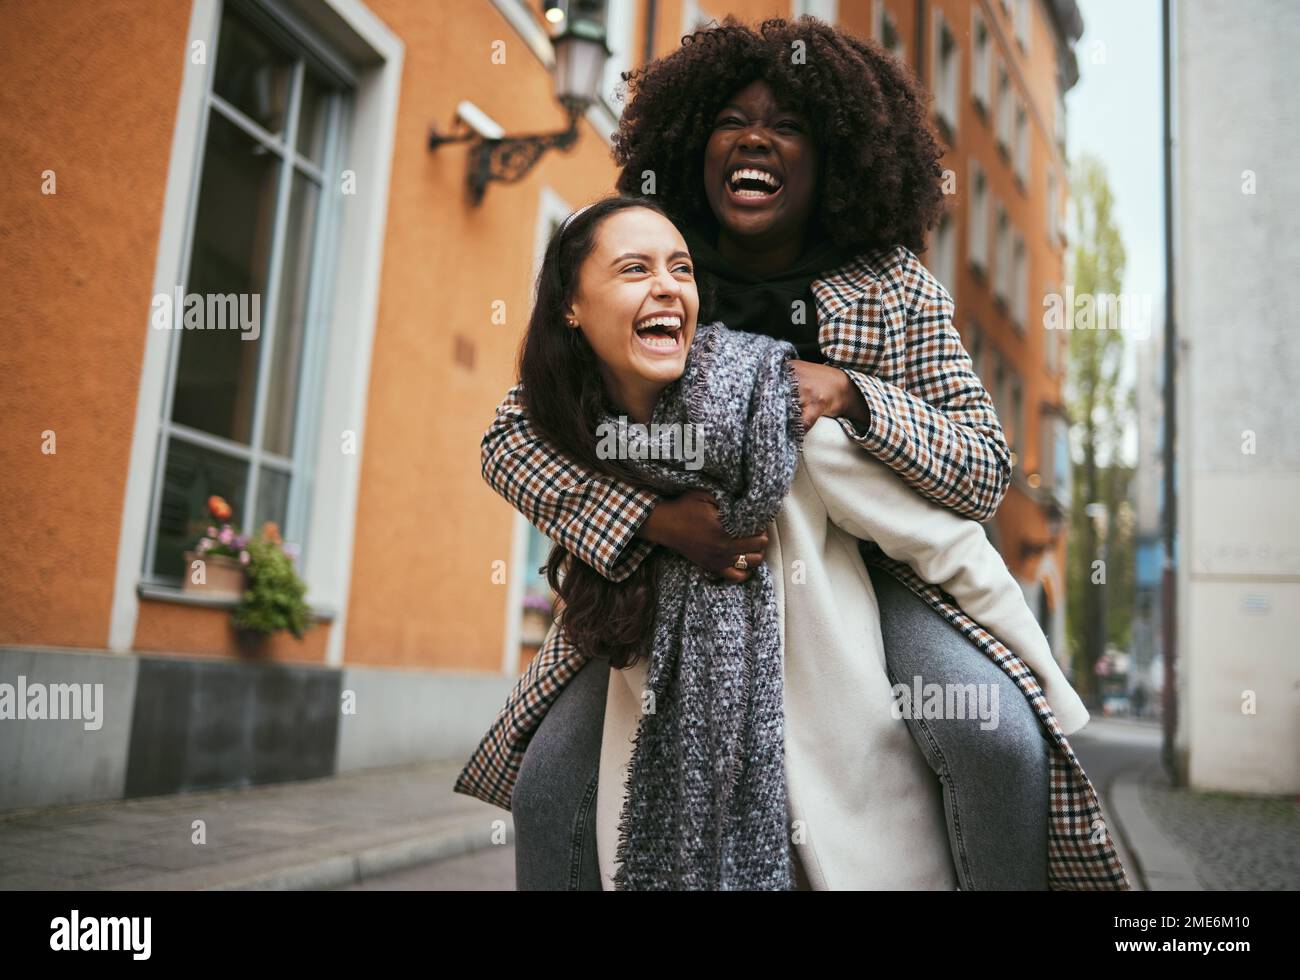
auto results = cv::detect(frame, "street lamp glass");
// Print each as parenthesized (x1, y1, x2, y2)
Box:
(553, 34, 609, 105)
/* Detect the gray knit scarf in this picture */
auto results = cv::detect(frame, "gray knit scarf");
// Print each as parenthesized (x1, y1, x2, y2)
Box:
(603, 319, 805, 890)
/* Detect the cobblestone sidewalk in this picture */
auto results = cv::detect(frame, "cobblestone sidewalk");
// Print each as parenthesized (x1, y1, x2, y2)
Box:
(1138, 764, 1300, 890)
(0, 760, 508, 890)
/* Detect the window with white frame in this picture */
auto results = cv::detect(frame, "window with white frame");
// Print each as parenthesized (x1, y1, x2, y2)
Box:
(996, 64, 1013, 155)
(517, 205, 570, 645)
(682, 0, 717, 33)
(520, 511, 559, 645)
(1014, 101, 1029, 185)
(990, 351, 1007, 432)
(794, 0, 839, 23)
(1047, 169, 1057, 243)
(971, 7, 990, 113)
(1055, 88, 1067, 155)
(1044, 283, 1060, 373)
(993, 201, 1011, 305)
(1041, 411, 1070, 503)
(967, 158, 989, 274)
(600, 0, 636, 114)
(932, 8, 960, 136)
(1015, 0, 1031, 52)
(928, 211, 957, 296)
(1009, 374, 1024, 455)
(1039, 404, 1054, 488)
(1011, 230, 1027, 330)
(965, 317, 984, 377)
(873, 0, 907, 63)
(143, 1, 350, 585)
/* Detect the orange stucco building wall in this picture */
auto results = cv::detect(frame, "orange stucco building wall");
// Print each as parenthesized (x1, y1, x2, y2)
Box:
(1, 1, 193, 649)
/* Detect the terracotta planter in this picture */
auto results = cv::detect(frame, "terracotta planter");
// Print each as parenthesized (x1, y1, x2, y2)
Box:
(181, 550, 247, 598)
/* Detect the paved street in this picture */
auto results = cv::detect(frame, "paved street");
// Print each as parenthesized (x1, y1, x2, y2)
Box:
(339, 715, 1176, 891)
(1048, 715, 1299, 891)
(340, 715, 1300, 891)
(0, 760, 507, 891)
(2, 715, 1293, 891)
(1137, 764, 1300, 890)
(338, 841, 516, 890)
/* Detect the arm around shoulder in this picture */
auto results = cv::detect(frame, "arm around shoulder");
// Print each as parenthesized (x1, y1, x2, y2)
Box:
(480, 383, 659, 582)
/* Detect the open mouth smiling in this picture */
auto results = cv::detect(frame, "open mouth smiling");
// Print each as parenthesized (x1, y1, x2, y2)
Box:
(726, 165, 785, 202)
(633, 312, 684, 352)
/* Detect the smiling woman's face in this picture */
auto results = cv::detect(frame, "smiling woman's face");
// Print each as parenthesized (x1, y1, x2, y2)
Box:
(703, 78, 820, 248)
(565, 207, 700, 412)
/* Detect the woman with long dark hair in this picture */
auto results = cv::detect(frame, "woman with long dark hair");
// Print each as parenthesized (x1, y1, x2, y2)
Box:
(499, 193, 1095, 889)
(456, 17, 1130, 892)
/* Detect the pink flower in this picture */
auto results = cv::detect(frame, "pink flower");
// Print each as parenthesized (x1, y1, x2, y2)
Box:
(197, 538, 211, 553)
(219, 527, 234, 546)
(239, 550, 250, 566)
(207, 526, 218, 537)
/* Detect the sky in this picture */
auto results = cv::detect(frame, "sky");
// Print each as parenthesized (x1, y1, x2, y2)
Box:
(1065, 0, 1166, 465)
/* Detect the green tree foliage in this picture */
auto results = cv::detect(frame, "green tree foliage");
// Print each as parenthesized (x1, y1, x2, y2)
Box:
(1064, 153, 1134, 706)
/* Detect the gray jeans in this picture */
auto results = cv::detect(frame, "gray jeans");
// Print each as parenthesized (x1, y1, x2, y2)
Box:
(511, 566, 1050, 890)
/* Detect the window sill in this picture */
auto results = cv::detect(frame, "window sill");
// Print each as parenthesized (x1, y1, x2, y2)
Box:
(137, 582, 337, 622)
(935, 113, 957, 147)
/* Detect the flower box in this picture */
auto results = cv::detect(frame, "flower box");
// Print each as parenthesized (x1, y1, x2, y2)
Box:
(181, 550, 247, 599)
(182, 496, 311, 645)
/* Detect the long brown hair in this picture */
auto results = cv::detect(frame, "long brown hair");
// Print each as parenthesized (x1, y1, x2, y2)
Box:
(519, 194, 708, 669)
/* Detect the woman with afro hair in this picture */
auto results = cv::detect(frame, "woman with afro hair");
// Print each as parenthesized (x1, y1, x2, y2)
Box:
(457, 16, 1128, 892)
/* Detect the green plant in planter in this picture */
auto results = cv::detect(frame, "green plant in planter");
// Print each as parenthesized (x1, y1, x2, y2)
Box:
(232, 523, 313, 639)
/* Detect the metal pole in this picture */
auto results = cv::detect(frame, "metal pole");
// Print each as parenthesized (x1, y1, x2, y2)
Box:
(1160, 0, 1180, 786)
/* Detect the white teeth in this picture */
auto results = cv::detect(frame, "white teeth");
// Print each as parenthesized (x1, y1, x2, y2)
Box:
(635, 315, 682, 332)
(728, 167, 781, 190)
(634, 314, 681, 350)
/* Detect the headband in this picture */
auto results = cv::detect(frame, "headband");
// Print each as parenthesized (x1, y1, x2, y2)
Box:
(559, 202, 595, 237)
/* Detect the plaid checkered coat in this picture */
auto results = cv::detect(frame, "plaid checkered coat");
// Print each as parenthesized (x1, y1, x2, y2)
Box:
(454, 244, 1132, 890)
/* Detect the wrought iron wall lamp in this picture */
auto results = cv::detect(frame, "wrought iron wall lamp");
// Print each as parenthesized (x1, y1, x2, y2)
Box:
(428, 0, 612, 205)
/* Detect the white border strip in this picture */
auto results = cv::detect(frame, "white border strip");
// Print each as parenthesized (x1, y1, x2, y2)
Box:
(302, 0, 404, 668)
(497, 185, 573, 675)
(108, 0, 221, 652)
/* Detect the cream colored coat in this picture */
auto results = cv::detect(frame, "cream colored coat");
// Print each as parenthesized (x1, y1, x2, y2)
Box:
(596, 416, 1091, 890)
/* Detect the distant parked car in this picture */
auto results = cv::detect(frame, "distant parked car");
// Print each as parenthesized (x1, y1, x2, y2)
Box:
(1102, 694, 1131, 717)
